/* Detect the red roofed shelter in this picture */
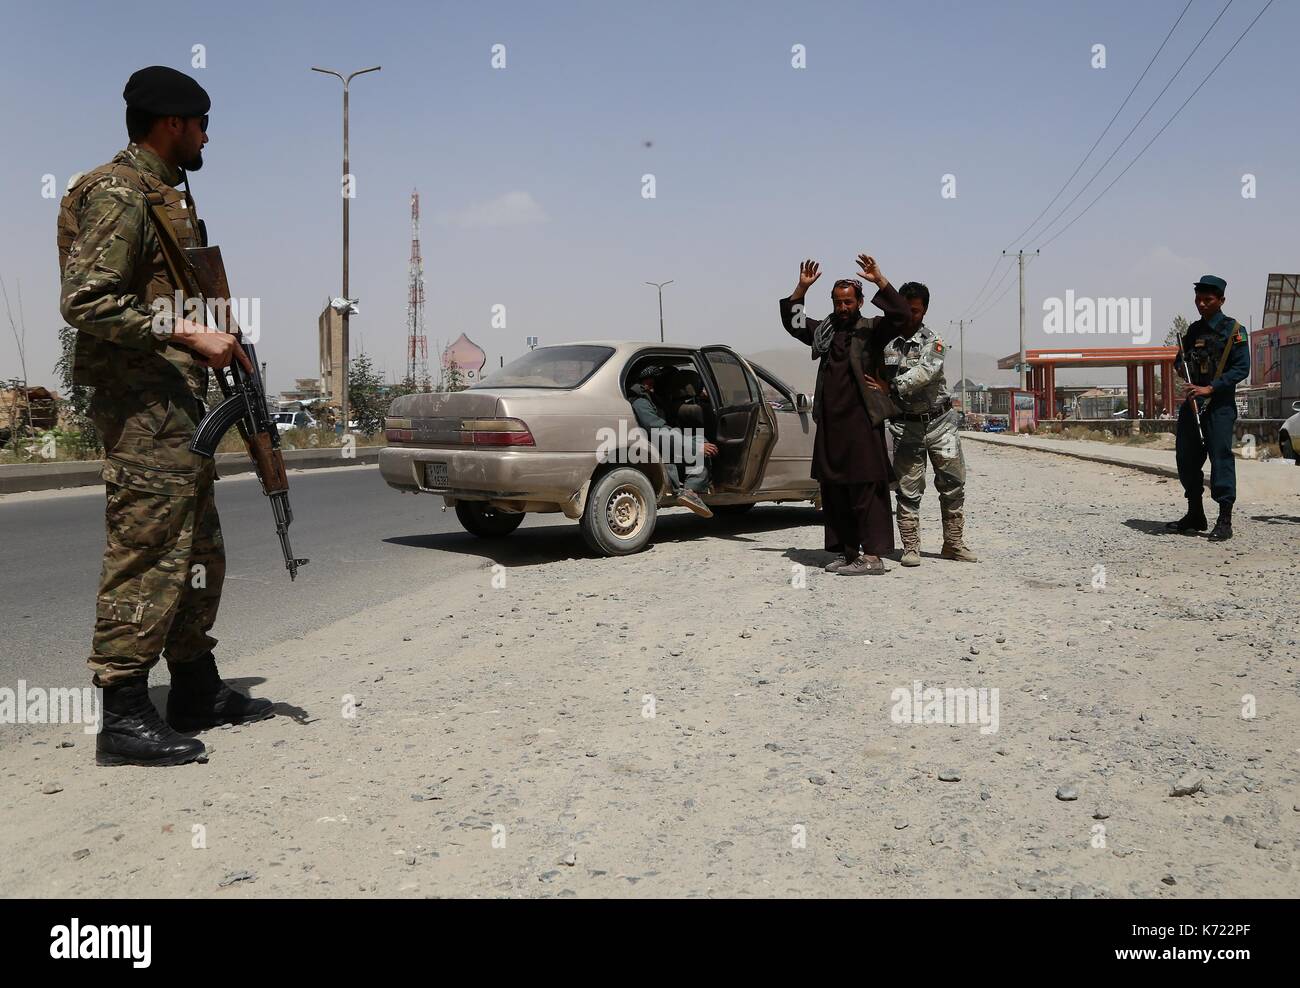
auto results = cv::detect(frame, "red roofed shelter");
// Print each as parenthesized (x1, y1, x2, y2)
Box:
(998, 347, 1180, 419)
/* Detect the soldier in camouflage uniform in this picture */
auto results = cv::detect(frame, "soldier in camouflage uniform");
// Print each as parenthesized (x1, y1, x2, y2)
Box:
(883, 282, 978, 566)
(58, 66, 272, 767)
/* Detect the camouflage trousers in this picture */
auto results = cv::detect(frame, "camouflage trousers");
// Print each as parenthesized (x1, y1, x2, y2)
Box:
(88, 390, 225, 686)
(887, 409, 967, 522)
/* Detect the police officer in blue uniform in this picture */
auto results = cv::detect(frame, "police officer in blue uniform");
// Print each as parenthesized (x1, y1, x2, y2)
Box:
(1166, 275, 1250, 541)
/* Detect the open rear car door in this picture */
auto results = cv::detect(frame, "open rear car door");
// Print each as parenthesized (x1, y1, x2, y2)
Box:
(700, 346, 776, 492)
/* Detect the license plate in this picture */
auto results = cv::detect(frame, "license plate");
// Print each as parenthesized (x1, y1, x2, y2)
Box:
(425, 462, 449, 487)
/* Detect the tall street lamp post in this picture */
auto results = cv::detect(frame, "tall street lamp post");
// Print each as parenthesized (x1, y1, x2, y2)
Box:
(311, 64, 381, 432)
(645, 280, 673, 342)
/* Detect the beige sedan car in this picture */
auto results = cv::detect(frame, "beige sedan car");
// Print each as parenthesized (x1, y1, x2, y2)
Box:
(380, 341, 818, 555)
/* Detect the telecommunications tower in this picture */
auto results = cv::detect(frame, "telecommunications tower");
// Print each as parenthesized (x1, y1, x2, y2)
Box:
(406, 189, 429, 389)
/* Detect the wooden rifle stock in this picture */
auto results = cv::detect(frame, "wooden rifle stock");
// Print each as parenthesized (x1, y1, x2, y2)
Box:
(248, 432, 289, 495)
(173, 240, 308, 579)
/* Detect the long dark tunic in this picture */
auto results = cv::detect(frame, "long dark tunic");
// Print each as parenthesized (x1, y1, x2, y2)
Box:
(779, 286, 908, 557)
(813, 327, 894, 484)
(814, 327, 895, 554)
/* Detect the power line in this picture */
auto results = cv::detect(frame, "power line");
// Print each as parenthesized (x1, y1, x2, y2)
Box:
(957, 1, 1196, 319)
(1004, 0, 1195, 249)
(959, 253, 1012, 320)
(1031, 0, 1236, 246)
(1039, 0, 1276, 249)
(972, 258, 1029, 323)
(968, 275, 1017, 323)
(968, 260, 1020, 321)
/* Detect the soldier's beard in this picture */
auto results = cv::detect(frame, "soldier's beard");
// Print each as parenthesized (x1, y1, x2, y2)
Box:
(181, 151, 204, 171)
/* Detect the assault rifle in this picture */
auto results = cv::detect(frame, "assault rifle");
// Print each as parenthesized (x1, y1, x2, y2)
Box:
(1175, 325, 1206, 445)
(184, 245, 309, 580)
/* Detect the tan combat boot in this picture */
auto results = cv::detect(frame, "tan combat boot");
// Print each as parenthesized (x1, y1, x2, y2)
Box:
(897, 515, 921, 567)
(940, 512, 979, 562)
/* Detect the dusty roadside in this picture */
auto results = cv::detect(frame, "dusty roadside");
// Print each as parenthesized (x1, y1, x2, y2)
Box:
(2, 442, 1297, 898)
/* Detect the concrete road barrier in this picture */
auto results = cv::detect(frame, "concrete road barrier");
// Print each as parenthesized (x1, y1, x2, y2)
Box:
(0, 446, 381, 495)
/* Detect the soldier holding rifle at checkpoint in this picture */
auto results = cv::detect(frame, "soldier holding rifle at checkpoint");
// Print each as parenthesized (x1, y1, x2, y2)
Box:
(58, 67, 291, 767)
(1165, 275, 1250, 542)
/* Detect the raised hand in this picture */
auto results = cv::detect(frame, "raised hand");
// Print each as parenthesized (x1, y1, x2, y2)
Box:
(856, 254, 886, 286)
(798, 259, 822, 290)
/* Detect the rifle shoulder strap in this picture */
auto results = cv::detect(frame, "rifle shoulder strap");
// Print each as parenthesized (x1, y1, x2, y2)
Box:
(146, 199, 200, 300)
(1212, 321, 1241, 381)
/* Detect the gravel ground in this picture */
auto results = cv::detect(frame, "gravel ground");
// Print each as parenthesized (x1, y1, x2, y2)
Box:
(2, 442, 1297, 898)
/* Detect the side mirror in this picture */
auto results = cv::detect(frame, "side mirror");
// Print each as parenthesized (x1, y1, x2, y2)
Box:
(795, 393, 811, 413)
(1292, 400, 1300, 412)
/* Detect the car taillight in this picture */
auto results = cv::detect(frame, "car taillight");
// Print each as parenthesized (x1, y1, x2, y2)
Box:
(384, 417, 413, 442)
(461, 418, 535, 446)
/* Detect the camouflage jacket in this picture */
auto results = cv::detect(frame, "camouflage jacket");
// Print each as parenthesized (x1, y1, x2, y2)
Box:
(883, 324, 951, 414)
(57, 144, 207, 398)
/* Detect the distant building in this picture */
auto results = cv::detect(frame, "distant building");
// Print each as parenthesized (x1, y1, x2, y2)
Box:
(1281, 341, 1300, 406)
(318, 302, 345, 405)
(1249, 321, 1300, 386)
(1237, 383, 1281, 419)
(280, 378, 323, 404)
(1261, 273, 1300, 330)
(441, 333, 487, 387)
(1, 386, 58, 431)
(952, 379, 991, 414)
(1074, 387, 1127, 420)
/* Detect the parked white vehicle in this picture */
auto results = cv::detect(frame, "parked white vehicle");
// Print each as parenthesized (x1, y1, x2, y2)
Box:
(1281, 400, 1300, 465)
(271, 409, 317, 434)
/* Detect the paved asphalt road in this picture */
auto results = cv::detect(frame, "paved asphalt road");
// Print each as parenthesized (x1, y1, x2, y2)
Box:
(0, 464, 577, 690)
(1, 464, 815, 691)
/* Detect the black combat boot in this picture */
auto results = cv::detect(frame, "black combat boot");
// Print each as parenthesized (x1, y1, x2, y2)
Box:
(166, 653, 275, 731)
(96, 677, 207, 767)
(1208, 504, 1233, 542)
(1164, 497, 1208, 533)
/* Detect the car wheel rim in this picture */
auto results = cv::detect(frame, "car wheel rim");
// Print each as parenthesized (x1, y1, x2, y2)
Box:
(605, 484, 646, 540)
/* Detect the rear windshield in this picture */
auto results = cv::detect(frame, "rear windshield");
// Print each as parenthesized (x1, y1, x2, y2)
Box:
(474, 345, 613, 389)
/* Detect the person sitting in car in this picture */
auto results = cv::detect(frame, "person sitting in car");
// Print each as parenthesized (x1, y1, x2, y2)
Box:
(660, 366, 713, 432)
(628, 364, 717, 517)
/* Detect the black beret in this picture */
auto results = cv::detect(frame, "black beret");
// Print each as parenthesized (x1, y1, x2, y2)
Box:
(123, 65, 210, 116)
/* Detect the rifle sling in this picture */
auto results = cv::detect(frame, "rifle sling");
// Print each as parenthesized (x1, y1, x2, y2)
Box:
(1181, 321, 1240, 399)
(1212, 321, 1239, 382)
(146, 200, 201, 304)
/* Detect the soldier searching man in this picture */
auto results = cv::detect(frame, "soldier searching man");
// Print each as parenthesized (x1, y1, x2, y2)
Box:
(780, 254, 910, 575)
(58, 66, 274, 767)
(882, 282, 978, 565)
(1165, 274, 1250, 541)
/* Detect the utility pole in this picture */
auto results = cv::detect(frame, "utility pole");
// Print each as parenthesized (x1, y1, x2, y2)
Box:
(645, 280, 673, 342)
(311, 64, 381, 432)
(950, 319, 966, 420)
(1002, 249, 1039, 390)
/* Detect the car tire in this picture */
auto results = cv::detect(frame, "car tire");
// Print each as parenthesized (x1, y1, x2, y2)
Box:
(455, 501, 525, 538)
(712, 502, 756, 516)
(580, 467, 657, 556)
(1281, 431, 1295, 464)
